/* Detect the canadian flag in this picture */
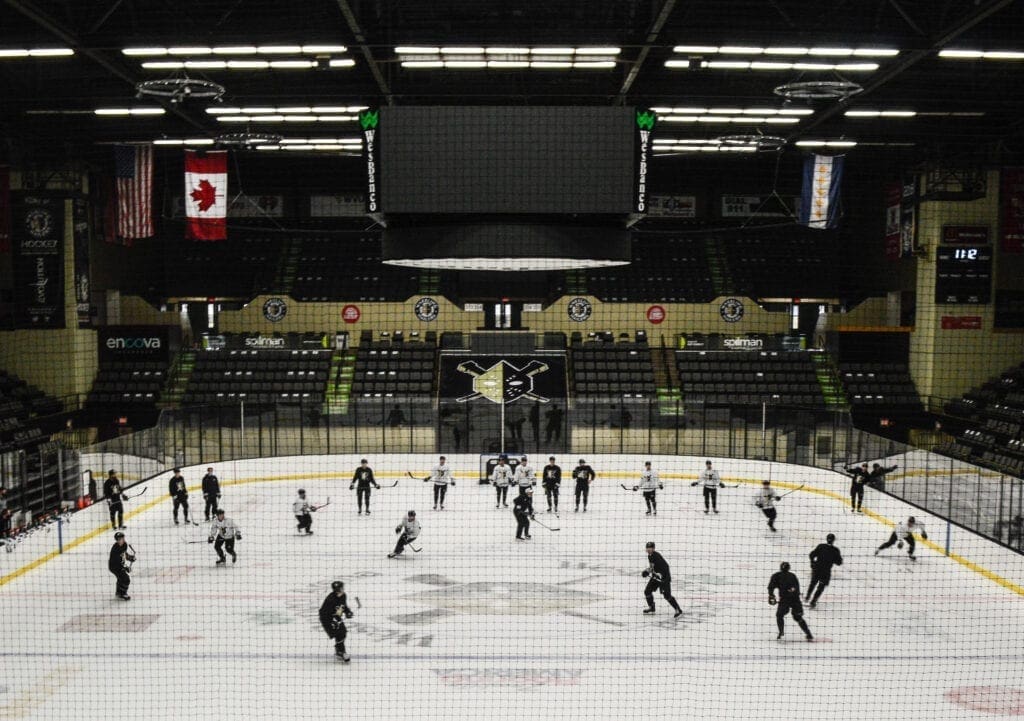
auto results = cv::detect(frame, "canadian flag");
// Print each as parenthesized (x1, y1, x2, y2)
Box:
(184, 150, 228, 240)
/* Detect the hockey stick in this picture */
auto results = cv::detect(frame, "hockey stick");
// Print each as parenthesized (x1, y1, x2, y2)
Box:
(181, 537, 207, 544)
(407, 471, 429, 482)
(123, 486, 148, 500)
(530, 516, 560, 532)
(355, 597, 362, 609)
(408, 541, 422, 552)
(620, 484, 637, 492)
(312, 496, 332, 511)
(777, 484, 805, 500)
(381, 480, 399, 488)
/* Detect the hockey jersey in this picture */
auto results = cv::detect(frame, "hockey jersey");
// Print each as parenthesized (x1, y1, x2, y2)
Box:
(699, 468, 721, 488)
(639, 470, 660, 492)
(103, 477, 124, 507)
(809, 543, 843, 571)
(572, 465, 596, 485)
(895, 520, 926, 537)
(514, 463, 535, 488)
(431, 464, 453, 486)
(352, 466, 377, 488)
(168, 475, 188, 499)
(754, 486, 779, 509)
(293, 497, 312, 515)
(396, 517, 421, 539)
(646, 551, 671, 582)
(209, 517, 241, 540)
(490, 464, 514, 487)
(542, 464, 561, 488)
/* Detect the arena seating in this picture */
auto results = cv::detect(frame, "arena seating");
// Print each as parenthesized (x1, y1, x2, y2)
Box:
(86, 360, 168, 408)
(723, 230, 838, 298)
(292, 234, 419, 302)
(570, 340, 656, 399)
(838, 362, 923, 411)
(941, 360, 1024, 475)
(0, 370, 62, 452)
(676, 350, 825, 407)
(587, 235, 714, 302)
(350, 341, 436, 398)
(182, 347, 331, 405)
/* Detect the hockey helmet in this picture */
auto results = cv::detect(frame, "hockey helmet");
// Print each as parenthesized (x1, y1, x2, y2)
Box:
(215, 508, 225, 516)
(298, 488, 306, 495)
(408, 510, 416, 517)
(578, 459, 585, 464)
(826, 533, 836, 543)
(114, 532, 125, 540)
(762, 479, 771, 485)
(645, 541, 655, 549)
(331, 581, 344, 591)
(780, 562, 791, 572)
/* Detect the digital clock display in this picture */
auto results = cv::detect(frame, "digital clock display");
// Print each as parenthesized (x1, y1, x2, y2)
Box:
(935, 245, 992, 304)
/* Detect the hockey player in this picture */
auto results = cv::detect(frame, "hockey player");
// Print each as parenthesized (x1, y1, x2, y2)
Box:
(103, 470, 126, 530)
(636, 461, 663, 515)
(572, 459, 596, 512)
(514, 455, 535, 496)
(201, 467, 221, 522)
(806, 533, 843, 608)
(490, 456, 514, 509)
(641, 542, 683, 617)
(350, 458, 381, 515)
(319, 581, 354, 663)
(389, 510, 421, 558)
(168, 468, 190, 525)
(754, 479, 781, 532)
(207, 508, 241, 565)
(541, 456, 561, 513)
(108, 531, 135, 600)
(768, 562, 813, 641)
(692, 460, 725, 514)
(844, 462, 870, 513)
(875, 516, 928, 560)
(868, 462, 899, 489)
(293, 489, 315, 535)
(513, 487, 535, 540)
(428, 456, 454, 510)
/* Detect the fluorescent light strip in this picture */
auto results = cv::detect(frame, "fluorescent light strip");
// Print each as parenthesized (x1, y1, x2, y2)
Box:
(844, 110, 917, 118)
(125, 45, 348, 57)
(152, 139, 215, 145)
(0, 48, 74, 58)
(662, 115, 800, 124)
(939, 49, 1024, 60)
(215, 115, 358, 123)
(671, 45, 897, 57)
(141, 59, 338, 70)
(94, 108, 166, 116)
(795, 140, 857, 147)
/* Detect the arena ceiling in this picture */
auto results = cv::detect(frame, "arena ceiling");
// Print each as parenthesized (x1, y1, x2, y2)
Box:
(1, 0, 1023, 165)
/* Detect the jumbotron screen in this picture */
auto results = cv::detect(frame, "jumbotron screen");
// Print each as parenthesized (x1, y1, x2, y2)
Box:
(377, 106, 635, 214)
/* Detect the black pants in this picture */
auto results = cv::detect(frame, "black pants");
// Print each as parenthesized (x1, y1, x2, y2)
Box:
(204, 494, 219, 520)
(644, 577, 681, 612)
(574, 483, 589, 509)
(776, 596, 811, 636)
(515, 511, 531, 539)
(357, 487, 372, 512)
(703, 487, 718, 511)
(214, 536, 235, 562)
(393, 533, 415, 555)
(850, 484, 864, 510)
(545, 425, 561, 442)
(879, 532, 915, 554)
(322, 619, 347, 655)
(110, 567, 130, 597)
(108, 502, 123, 529)
(433, 484, 447, 508)
(761, 507, 777, 528)
(173, 496, 189, 522)
(806, 569, 831, 603)
(544, 485, 559, 511)
(296, 513, 312, 533)
(495, 485, 509, 505)
(643, 490, 657, 512)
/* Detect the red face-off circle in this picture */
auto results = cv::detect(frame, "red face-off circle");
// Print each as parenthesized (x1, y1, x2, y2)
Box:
(342, 305, 361, 323)
(646, 305, 666, 324)
(945, 686, 1024, 715)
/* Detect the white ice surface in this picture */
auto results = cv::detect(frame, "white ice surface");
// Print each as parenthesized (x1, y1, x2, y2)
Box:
(2, 454, 1024, 721)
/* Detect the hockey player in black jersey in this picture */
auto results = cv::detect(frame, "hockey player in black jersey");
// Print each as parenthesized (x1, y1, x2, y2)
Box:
(572, 459, 596, 512)
(103, 470, 126, 530)
(350, 459, 381, 515)
(867, 462, 898, 490)
(806, 533, 843, 608)
(542, 456, 561, 513)
(768, 562, 813, 641)
(108, 531, 135, 600)
(513, 487, 535, 540)
(844, 462, 870, 512)
(168, 468, 190, 525)
(641, 542, 683, 617)
(201, 467, 221, 521)
(319, 581, 354, 662)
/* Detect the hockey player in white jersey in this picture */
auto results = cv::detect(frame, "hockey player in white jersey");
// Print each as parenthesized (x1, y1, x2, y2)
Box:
(207, 509, 241, 565)
(754, 480, 781, 532)
(875, 516, 928, 560)
(691, 460, 725, 514)
(514, 455, 536, 496)
(293, 489, 315, 535)
(490, 456, 514, 509)
(635, 461, 663, 515)
(428, 456, 454, 510)
(389, 510, 421, 558)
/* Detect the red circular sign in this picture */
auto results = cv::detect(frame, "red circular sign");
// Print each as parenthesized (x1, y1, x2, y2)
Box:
(342, 305, 361, 324)
(646, 305, 666, 324)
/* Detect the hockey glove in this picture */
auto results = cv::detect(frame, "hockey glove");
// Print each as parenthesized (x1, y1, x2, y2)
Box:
(395, 526, 402, 534)
(235, 533, 242, 540)
(659, 484, 664, 490)
(690, 481, 698, 486)
(632, 486, 639, 492)
(641, 570, 650, 578)
(768, 597, 777, 606)
(719, 483, 726, 488)
(451, 481, 456, 486)
(208, 538, 214, 544)
(344, 609, 354, 619)
(921, 532, 928, 540)
(897, 541, 904, 549)
(349, 484, 355, 491)
(126, 554, 136, 563)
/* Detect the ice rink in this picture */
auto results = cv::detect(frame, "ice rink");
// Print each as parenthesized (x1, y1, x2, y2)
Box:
(2, 453, 1024, 721)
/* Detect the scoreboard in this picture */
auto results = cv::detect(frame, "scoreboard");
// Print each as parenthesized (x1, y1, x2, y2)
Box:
(935, 245, 992, 304)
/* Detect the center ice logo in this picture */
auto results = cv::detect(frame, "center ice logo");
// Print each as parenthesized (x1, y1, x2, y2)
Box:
(403, 578, 603, 618)
(456, 360, 550, 404)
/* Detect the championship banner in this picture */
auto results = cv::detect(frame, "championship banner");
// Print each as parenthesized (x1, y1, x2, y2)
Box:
(359, 109, 381, 213)
(0, 165, 10, 253)
(800, 154, 844, 230)
(12, 193, 65, 328)
(883, 182, 901, 260)
(900, 174, 918, 257)
(999, 167, 1024, 254)
(184, 150, 228, 241)
(73, 197, 91, 328)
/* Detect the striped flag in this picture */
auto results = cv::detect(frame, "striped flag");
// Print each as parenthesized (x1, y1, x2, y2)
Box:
(800, 154, 844, 230)
(113, 145, 154, 242)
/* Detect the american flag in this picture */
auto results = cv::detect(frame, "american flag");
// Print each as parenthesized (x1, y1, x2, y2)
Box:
(114, 145, 153, 240)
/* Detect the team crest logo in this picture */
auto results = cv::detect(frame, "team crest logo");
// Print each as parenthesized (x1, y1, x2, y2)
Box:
(567, 297, 592, 323)
(262, 297, 288, 323)
(456, 360, 549, 404)
(414, 297, 440, 322)
(25, 209, 53, 239)
(719, 298, 744, 323)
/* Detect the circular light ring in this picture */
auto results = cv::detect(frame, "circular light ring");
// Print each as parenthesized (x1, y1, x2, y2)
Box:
(773, 80, 863, 100)
(715, 134, 787, 151)
(215, 131, 284, 147)
(135, 78, 226, 102)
